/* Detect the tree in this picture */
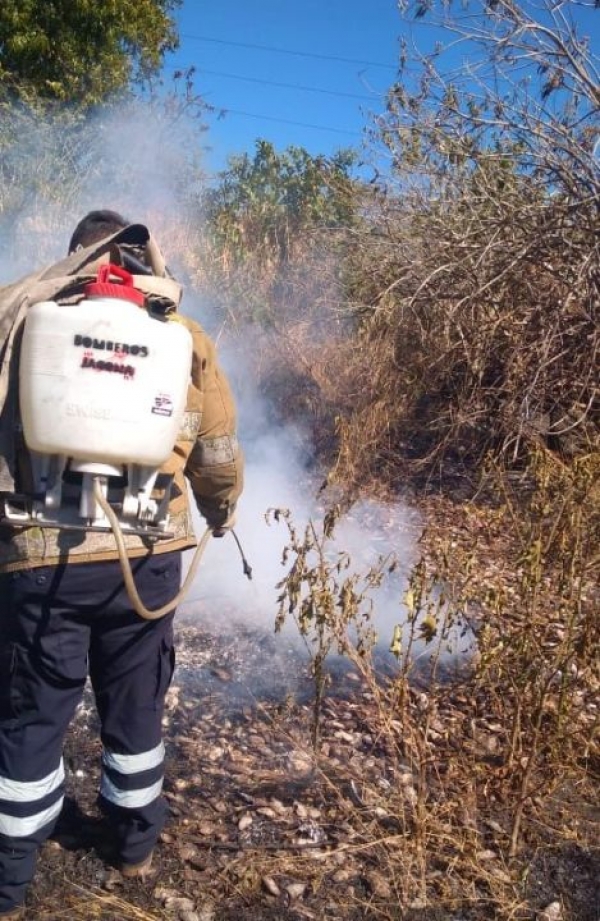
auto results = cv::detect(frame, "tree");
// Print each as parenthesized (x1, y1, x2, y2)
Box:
(0, 0, 181, 106)
(202, 140, 359, 269)
(385, 0, 599, 199)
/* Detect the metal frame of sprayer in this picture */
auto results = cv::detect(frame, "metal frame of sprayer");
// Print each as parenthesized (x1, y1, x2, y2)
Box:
(2, 455, 176, 540)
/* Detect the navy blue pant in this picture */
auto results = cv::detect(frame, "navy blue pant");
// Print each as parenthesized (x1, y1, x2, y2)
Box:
(0, 552, 181, 913)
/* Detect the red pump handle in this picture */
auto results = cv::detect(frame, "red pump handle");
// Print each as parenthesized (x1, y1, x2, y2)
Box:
(84, 263, 146, 306)
(96, 263, 134, 286)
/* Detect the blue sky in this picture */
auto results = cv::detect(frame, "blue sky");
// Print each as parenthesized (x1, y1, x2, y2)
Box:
(162, 1, 600, 177)
(163, 0, 401, 173)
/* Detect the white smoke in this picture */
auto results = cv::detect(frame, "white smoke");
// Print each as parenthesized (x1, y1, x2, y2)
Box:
(0, 100, 472, 671)
(176, 314, 423, 652)
(0, 98, 204, 279)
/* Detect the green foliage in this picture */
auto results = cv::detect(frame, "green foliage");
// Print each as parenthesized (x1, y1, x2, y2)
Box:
(0, 0, 180, 106)
(189, 139, 364, 329)
(201, 139, 359, 270)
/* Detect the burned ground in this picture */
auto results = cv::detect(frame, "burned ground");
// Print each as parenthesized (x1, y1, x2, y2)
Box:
(18, 494, 600, 921)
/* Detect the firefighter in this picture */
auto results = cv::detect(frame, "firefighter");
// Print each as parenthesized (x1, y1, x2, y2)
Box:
(0, 210, 244, 918)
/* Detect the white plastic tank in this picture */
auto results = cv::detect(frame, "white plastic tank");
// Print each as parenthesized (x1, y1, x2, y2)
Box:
(19, 265, 193, 468)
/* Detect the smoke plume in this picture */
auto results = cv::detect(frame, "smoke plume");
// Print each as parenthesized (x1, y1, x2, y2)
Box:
(0, 100, 472, 676)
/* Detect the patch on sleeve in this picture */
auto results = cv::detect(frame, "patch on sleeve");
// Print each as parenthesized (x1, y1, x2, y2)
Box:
(178, 411, 202, 442)
(194, 434, 238, 467)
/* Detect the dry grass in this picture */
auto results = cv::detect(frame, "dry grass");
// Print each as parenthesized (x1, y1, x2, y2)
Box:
(268, 451, 599, 919)
(37, 886, 163, 920)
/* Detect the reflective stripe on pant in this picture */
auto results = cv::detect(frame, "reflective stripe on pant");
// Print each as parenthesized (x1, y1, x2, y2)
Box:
(0, 552, 180, 912)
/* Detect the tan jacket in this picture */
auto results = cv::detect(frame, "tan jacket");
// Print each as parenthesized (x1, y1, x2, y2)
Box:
(0, 237, 244, 573)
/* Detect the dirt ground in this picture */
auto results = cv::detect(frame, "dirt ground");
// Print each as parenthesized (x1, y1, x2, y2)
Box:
(16, 494, 600, 921)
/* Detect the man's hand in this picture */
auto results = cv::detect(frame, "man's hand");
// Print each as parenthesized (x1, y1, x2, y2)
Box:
(209, 510, 237, 538)
(196, 497, 237, 537)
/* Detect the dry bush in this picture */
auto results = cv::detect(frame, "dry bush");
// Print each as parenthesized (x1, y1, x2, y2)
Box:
(272, 462, 599, 917)
(329, 0, 600, 493)
(332, 170, 599, 493)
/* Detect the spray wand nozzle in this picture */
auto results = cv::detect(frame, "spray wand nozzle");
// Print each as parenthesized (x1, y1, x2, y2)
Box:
(231, 528, 253, 580)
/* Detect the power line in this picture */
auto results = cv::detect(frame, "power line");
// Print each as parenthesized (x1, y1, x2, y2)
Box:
(179, 33, 397, 70)
(163, 64, 379, 102)
(212, 106, 364, 137)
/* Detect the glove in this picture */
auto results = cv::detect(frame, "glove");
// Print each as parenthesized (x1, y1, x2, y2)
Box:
(211, 510, 237, 538)
(198, 501, 237, 537)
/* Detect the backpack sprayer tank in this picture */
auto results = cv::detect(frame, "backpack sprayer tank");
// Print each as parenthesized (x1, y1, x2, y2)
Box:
(14, 264, 193, 535)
